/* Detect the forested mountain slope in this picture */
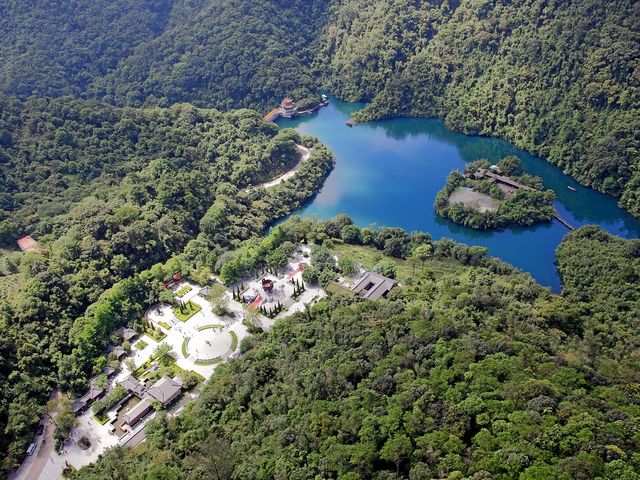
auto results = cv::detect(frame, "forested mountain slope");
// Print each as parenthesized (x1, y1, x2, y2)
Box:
(0, 0, 172, 99)
(88, 0, 329, 110)
(0, 0, 328, 110)
(74, 220, 640, 480)
(0, 96, 334, 470)
(323, 0, 640, 217)
(1, 0, 638, 217)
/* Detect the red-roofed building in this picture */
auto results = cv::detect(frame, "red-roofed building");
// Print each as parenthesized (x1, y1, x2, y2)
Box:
(280, 97, 297, 118)
(16, 235, 45, 254)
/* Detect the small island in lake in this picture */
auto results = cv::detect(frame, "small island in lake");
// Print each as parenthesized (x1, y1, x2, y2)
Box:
(435, 156, 557, 229)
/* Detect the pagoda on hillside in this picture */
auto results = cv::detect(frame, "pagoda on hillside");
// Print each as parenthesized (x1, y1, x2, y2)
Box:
(279, 97, 297, 118)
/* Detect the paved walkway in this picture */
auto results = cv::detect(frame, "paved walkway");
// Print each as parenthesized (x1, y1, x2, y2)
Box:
(257, 145, 310, 188)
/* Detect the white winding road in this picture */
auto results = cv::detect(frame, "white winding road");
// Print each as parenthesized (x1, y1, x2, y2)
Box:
(257, 144, 311, 189)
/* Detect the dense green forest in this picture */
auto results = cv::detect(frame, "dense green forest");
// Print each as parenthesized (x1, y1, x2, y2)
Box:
(0, 96, 334, 470)
(1, 0, 639, 477)
(327, 0, 640, 217)
(73, 219, 640, 479)
(1, 0, 638, 216)
(0, 0, 173, 99)
(0, 0, 327, 110)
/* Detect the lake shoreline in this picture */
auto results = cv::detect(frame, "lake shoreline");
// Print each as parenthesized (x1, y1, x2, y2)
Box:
(349, 109, 637, 221)
(279, 95, 640, 292)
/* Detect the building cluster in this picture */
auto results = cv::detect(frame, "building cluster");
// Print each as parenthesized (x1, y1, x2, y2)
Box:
(263, 97, 298, 122)
(118, 375, 183, 429)
(71, 327, 138, 414)
(466, 165, 534, 197)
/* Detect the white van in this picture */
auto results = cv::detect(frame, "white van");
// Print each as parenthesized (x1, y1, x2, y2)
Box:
(26, 443, 36, 456)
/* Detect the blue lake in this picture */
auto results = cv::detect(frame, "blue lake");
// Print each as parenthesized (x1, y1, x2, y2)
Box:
(281, 97, 640, 292)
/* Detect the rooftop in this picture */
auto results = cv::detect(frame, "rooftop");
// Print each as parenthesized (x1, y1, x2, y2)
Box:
(117, 327, 138, 342)
(145, 376, 182, 405)
(351, 271, 398, 301)
(119, 375, 145, 397)
(79, 384, 105, 404)
(16, 235, 45, 254)
(122, 398, 152, 426)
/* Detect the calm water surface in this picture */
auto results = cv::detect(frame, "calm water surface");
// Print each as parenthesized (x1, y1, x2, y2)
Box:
(281, 97, 640, 292)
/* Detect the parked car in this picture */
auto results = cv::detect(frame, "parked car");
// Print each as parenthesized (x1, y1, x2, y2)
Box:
(36, 424, 44, 435)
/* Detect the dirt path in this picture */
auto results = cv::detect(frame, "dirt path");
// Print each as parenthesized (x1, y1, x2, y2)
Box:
(257, 144, 310, 189)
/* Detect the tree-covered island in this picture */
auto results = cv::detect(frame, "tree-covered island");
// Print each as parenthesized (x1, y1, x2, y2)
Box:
(435, 157, 556, 230)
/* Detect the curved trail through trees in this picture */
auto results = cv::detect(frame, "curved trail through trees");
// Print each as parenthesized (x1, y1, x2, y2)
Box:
(257, 144, 310, 189)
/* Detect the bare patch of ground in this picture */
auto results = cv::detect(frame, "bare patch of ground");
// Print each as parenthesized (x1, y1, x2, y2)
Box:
(448, 187, 500, 213)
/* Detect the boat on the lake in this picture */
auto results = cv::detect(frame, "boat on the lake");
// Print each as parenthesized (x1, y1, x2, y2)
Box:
(568, 186, 577, 192)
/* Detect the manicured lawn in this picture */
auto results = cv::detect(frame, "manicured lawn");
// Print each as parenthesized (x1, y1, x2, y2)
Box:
(230, 331, 238, 351)
(143, 327, 166, 342)
(134, 339, 149, 350)
(175, 285, 192, 298)
(159, 321, 172, 330)
(332, 242, 467, 282)
(196, 324, 224, 331)
(181, 337, 190, 357)
(172, 301, 202, 322)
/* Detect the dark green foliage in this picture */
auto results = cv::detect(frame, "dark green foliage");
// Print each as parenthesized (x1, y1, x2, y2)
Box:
(0, 98, 333, 470)
(0, 0, 172, 99)
(73, 226, 640, 479)
(0, 0, 327, 111)
(332, 0, 640, 217)
(556, 226, 640, 360)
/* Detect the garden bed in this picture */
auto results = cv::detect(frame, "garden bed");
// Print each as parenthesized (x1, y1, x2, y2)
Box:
(194, 357, 223, 366)
(158, 321, 172, 330)
(143, 327, 166, 342)
(172, 301, 202, 322)
(196, 324, 224, 331)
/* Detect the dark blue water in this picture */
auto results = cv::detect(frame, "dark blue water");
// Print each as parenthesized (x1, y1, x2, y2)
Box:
(281, 97, 640, 291)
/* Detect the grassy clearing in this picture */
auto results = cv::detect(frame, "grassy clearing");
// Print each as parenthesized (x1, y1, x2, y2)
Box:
(0, 272, 25, 302)
(332, 243, 467, 282)
(197, 324, 224, 331)
(230, 331, 238, 351)
(182, 337, 190, 357)
(134, 339, 149, 350)
(172, 301, 202, 322)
